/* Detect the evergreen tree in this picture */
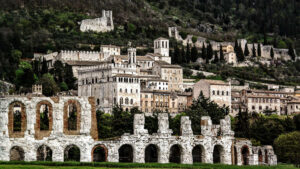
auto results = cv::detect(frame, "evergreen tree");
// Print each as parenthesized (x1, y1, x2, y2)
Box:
(252, 43, 256, 57)
(288, 44, 296, 61)
(219, 45, 224, 62)
(173, 45, 180, 64)
(186, 43, 191, 63)
(64, 64, 77, 90)
(212, 51, 219, 63)
(179, 47, 185, 64)
(234, 109, 250, 138)
(234, 40, 239, 53)
(201, 43, 206, 60)
(206, 43, 213, 63)
(257, 43, 262, 56)
(53, 60, 64, 83)
(270, 47, 274, 59)
(244, 43, 250, 56)
(41, 58, 48, 75)
(237, 45, 245, 62)
(191, 45, 198, 62)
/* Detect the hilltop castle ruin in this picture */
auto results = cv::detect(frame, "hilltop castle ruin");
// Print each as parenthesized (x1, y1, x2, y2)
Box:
(80, 10, 114, 33)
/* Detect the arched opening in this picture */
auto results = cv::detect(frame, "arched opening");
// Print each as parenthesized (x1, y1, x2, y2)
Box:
(13, 104, 22, 132)
(39, 104, 50, 130)
(234, 146, 238, 165)
(37, 145, 52, 161)
(213, 145, 224, 164)
(68, 104, 77, 130)
(192, 145, 205, 163)
(10, 146, 24, 161)
(118, 144, 133, 163)
(241, 146, 249, 165)
(145, 144, 158, 163)
(264, 150, 268, 164)
(169, 144, 181, 163)
(258, 149, 263, 164)
(64, 145, 80, 162)
(92, 145, 108, 162)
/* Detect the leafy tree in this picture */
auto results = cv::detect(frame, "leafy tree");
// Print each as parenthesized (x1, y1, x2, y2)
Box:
(274, 131, 300, 166)
(257, 43, 261, 56)
(14, 61, 36, 90)
(244, 43, 249, 56)
(252, 43, 256, 58)
(64, 64, 77, 90)
(270, 47, 274, 59)
(38, 73, 59, 96)
(191, 45, 198, 62)
(183, 68, 193, 77)
(192, 36, 197, 44)
(60, 82, 68, 91)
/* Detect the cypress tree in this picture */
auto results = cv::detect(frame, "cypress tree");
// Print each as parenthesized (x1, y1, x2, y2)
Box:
(191, 45, 198, 62)
(252, 43, 256, 58)
(234, 40, 239, 53)
(257, 43, 261, 56)
(41, 58, 48, 75)
(173, 45, 180, 64)
(238, 45, 245, 62)
(206, 43, 213, 63)
(219, 45, 224, 62)
(270, 47, 274, 59)
(179, 47, 185, 64)
(212, 51, 219, 63)
(244, 43, 250, 56)
(186, 43, 191, 63)
(201, 43, 206, 60)
(288, 44, 296, 61)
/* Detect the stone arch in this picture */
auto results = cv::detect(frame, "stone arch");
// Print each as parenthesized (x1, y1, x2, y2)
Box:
(241, 145, 250, 165)
(37, 145, 52, 161)
(213, 145, 225, 164)
(8, 101, 26, 138)
(64, 144, 80, 162)
(169, 144, 182, 163)
(264, 149, 268, 164)
(35, 100, 53, 140)
(92, 144, 108, 162)
(118, 144, 133, 163)
(258, 149, 263, 164)
(10, 146, 25, 161)
(145, 144, 159, 163)
(192, 144, 205, 163)
(63, 100, 81, 135)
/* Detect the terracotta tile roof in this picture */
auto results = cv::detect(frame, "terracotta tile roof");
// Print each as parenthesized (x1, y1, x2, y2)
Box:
(155, 61, 182, 68)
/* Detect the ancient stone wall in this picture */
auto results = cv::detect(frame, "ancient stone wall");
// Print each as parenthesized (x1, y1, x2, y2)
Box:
(80, 10, 114, 33)
(0, 96, 277, 165)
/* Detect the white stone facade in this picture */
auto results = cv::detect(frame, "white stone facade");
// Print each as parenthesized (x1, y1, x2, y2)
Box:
(0, 96, 277, 165)
(80, 10, 114, 33)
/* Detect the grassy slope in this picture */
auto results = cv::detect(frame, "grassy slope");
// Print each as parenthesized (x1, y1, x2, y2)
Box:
(0, 162, 297, 169)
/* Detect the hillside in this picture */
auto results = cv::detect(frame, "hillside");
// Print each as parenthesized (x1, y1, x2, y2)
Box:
(0, 0, 299, 84)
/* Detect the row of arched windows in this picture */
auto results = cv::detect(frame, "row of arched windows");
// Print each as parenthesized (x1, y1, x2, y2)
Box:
(119, 97, 134, 105)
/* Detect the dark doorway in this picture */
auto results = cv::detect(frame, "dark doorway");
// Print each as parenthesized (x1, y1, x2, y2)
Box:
(258, 150, 263, 164)
(118, 144, 133, 162)
(68, 104, 77, 130)
(234, 146, 238, 165)
(192, 145, 204, 163)
(37, 145, 52, 161)
(92, 145, 107, 162)
(213, 145, 224, 163)
(64, 145, 80, 162)
(265, 150, 268, 164)
(169, 144, 181, 163)
(145, 144, 158, 163)
(10, 146, 24, 161)
(241, 146, 249, 165)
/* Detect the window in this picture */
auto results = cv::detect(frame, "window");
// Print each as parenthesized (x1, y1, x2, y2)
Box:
(222, 91, 224, 95)
(114, 98, 116, 105)
(226, 91, 229, 96)
(259, 106, 262, 110)
(217, 91, 220, 95)
(145, 95, 148, 98)
(125, 98, 129, 104)
(130, 99, 133, 105)
(145, 101, 148, 107)
(252, 106, 255, 110)
(212, 90, 215, 95)
(136, 89, 138, 93)
(120, 98, 123, 105)
(131, 89, 133, 93)
(125, 89, 128, 93)
(120, 88, 122, 93)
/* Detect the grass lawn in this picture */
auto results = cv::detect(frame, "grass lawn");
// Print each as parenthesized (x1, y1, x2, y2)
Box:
(0, 162, 297, 169)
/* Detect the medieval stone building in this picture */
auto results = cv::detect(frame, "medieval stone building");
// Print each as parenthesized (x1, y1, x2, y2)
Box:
(0, 96, 277, 165)
(80, 10, 114, 33)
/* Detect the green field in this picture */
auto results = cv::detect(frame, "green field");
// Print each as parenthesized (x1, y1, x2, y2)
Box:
(0, 162, 297, 169)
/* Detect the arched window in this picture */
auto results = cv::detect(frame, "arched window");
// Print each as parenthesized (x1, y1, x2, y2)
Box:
(130, 99, 133, 105)
(68, 104, 77, 131)
(10, 146, 24, 161)
(119, 144, 133, 163)
(120, 98, 123, 105)
(92, 145, 108, 162)
(169, 144, 181, 163)
(258, 149, 263, 164)
(13, 104, 22, 132)
(125, 98, 129, 104)
(125, 89, 128, 93)
(39, 104, 50, 131)
(64, 145, 80, 162)
(241, 146, 249, 165)
(37, 145, 52, 161)
(213, 145, 225, 164)
(192, 145, 205, 163)
(120, 88, 122, 93)
(145, 144, 158, 163)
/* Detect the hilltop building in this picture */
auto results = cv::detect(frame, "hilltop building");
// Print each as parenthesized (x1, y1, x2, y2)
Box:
(80, 10, 114, 33)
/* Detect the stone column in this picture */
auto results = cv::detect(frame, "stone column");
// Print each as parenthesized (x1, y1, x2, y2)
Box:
(134, 114, 148, 135)
(158, 141, 169, 163)
(133, 143, 144, 163)
(107, 145, 118, 162)
(157, 113, 172, 136)
(180, 116, 193, 137)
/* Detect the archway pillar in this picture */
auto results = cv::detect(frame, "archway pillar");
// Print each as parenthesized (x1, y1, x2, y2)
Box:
(133, 144, 144, 163)
(223, 147, 233, 165)
(205, 144, 213, 164)
(52, 145, 64, 162)
(25, 145, 36, 161)
(107, 145, 118, 162)
(181, 144, 192, 164)
(81, 145, 91, 162)
(158, 142, 169, 163)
